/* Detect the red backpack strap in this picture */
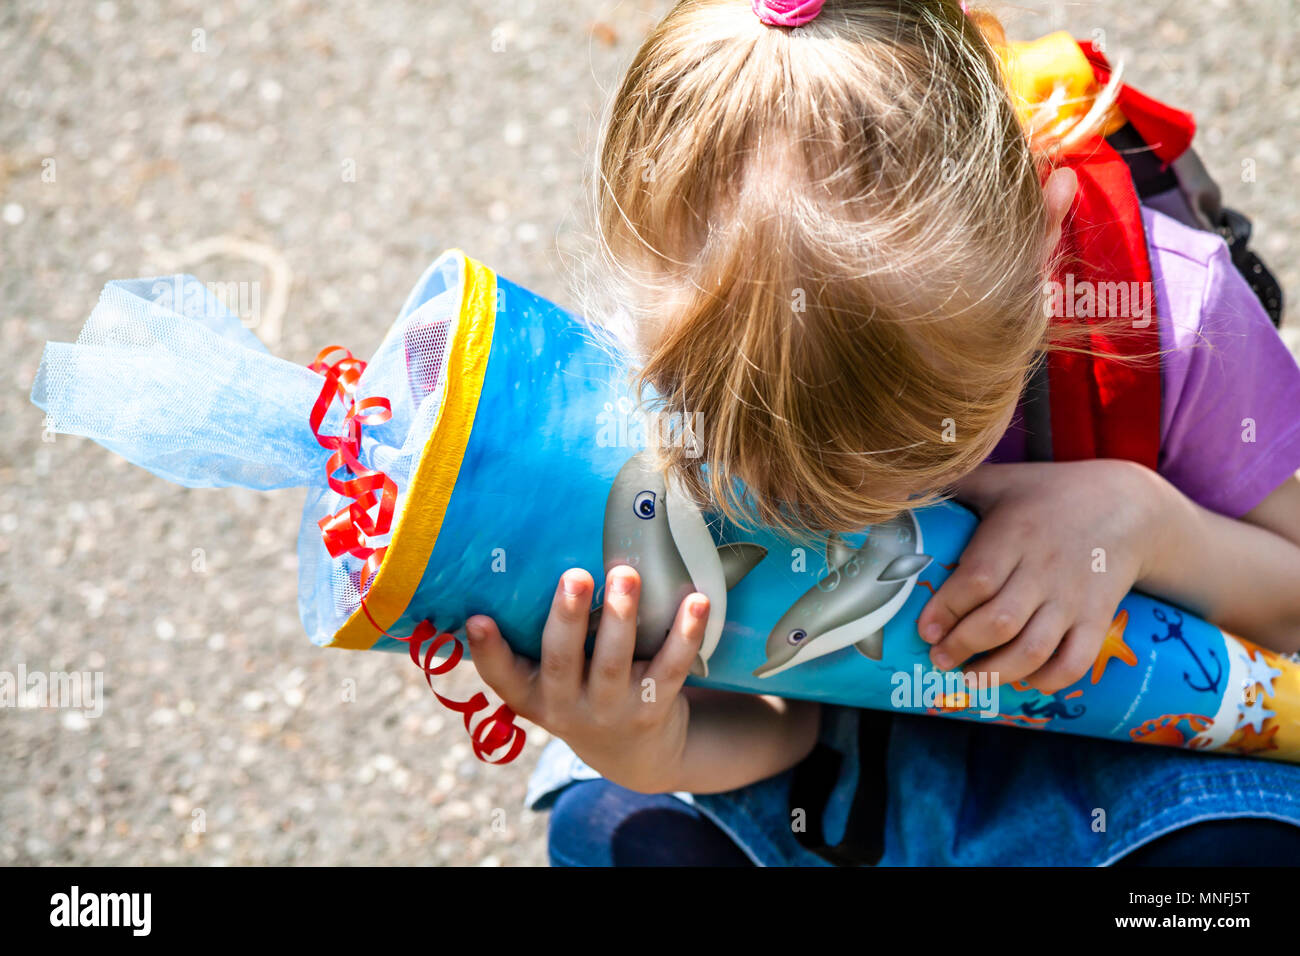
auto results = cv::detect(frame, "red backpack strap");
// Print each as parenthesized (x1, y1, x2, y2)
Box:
(1076, 39, 1195, 166)
(1037, 41, 1196, 471)
(1046, 138, 1162, 470)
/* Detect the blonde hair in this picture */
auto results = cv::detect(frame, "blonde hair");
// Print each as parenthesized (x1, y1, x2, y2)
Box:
(587, 0, 1117, 539)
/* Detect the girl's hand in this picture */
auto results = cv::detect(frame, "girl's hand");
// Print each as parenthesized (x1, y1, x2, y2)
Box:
(918, 460, 1167, 694)
(465, 565, 710, 794)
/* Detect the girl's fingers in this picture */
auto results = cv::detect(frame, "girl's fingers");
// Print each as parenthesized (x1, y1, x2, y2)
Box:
(538, 568, 594, 702)
(928, 565, 1035, 670)
(918, 536, 1018, 648)
(644, 592, 710, 701)
(465, 615, 538, 717)
(587, 565, 641, 709)
(1019, 619, 1110, 695)
(961, 602, 1068, 687)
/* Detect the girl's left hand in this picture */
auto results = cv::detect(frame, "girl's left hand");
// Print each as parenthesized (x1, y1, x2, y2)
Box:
(917, 459, 1169, 694)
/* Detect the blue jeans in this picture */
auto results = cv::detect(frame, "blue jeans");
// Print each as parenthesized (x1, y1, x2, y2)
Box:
(548, 778, 1300, 866)
(548, 780, 754, 866)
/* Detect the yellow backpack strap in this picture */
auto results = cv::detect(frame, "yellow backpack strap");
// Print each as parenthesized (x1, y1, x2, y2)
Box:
(993, 31, 1126, 142)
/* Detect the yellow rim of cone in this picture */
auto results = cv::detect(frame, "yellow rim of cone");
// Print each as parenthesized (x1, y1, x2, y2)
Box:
(329, 252, 497, 649)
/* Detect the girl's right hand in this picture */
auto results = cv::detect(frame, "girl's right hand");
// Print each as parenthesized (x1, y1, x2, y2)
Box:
(465, 565, 710, 794)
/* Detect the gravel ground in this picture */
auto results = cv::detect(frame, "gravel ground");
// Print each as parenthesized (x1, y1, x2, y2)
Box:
(1, 0, 1296, 866)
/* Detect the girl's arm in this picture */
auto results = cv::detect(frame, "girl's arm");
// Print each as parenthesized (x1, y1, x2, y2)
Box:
(677, 687, 820, 794)
(1143, 471, 1300, 651)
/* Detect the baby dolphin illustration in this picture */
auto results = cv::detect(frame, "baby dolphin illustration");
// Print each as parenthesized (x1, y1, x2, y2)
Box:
(591, 451, 767, 677)
(754, 511, 932, 678)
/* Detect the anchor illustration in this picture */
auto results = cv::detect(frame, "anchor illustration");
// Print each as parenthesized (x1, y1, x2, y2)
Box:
(1017, 694, 1086, 721)
(1151, 608, 1222, 694)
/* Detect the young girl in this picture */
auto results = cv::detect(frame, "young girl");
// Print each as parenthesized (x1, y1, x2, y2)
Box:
(466, 0, 1300, 865)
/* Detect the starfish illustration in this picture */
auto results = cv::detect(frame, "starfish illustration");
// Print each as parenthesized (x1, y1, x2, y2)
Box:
(1242, 650, 1283, 699)
(1239, 639, 1284, 668)
(1090, 609, 1138, 685)
(1224, 723, 1280, 756)
(1237, 694, 1275, 735)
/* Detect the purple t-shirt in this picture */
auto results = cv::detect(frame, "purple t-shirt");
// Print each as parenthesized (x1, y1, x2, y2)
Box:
(989, 207, 1300, 518)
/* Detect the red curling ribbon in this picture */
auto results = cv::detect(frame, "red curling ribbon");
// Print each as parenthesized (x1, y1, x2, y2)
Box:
(308, 346, 397, 561)
(390, 618, 527, 765)
(308, 345, 526, 765)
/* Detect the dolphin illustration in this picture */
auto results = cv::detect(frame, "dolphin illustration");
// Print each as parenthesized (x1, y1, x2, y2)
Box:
(591, 451, 766, 677)
(754, 511, 932, 679)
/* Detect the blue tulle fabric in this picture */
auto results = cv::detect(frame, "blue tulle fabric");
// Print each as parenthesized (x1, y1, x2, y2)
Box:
(31, 255, 467, 646)
(31, 275, 333, 489)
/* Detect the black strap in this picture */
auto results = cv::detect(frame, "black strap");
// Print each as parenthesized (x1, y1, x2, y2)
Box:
(1214, 208, 1284, 327)
(788, 709, 892, 866)
(1105, 123, 1179, 199)
(1022, 354, 1054, 464)
(1107, 122, 1284, 328)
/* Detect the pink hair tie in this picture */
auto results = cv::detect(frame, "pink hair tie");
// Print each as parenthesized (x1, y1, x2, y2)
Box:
(751, 0, 826, 28)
